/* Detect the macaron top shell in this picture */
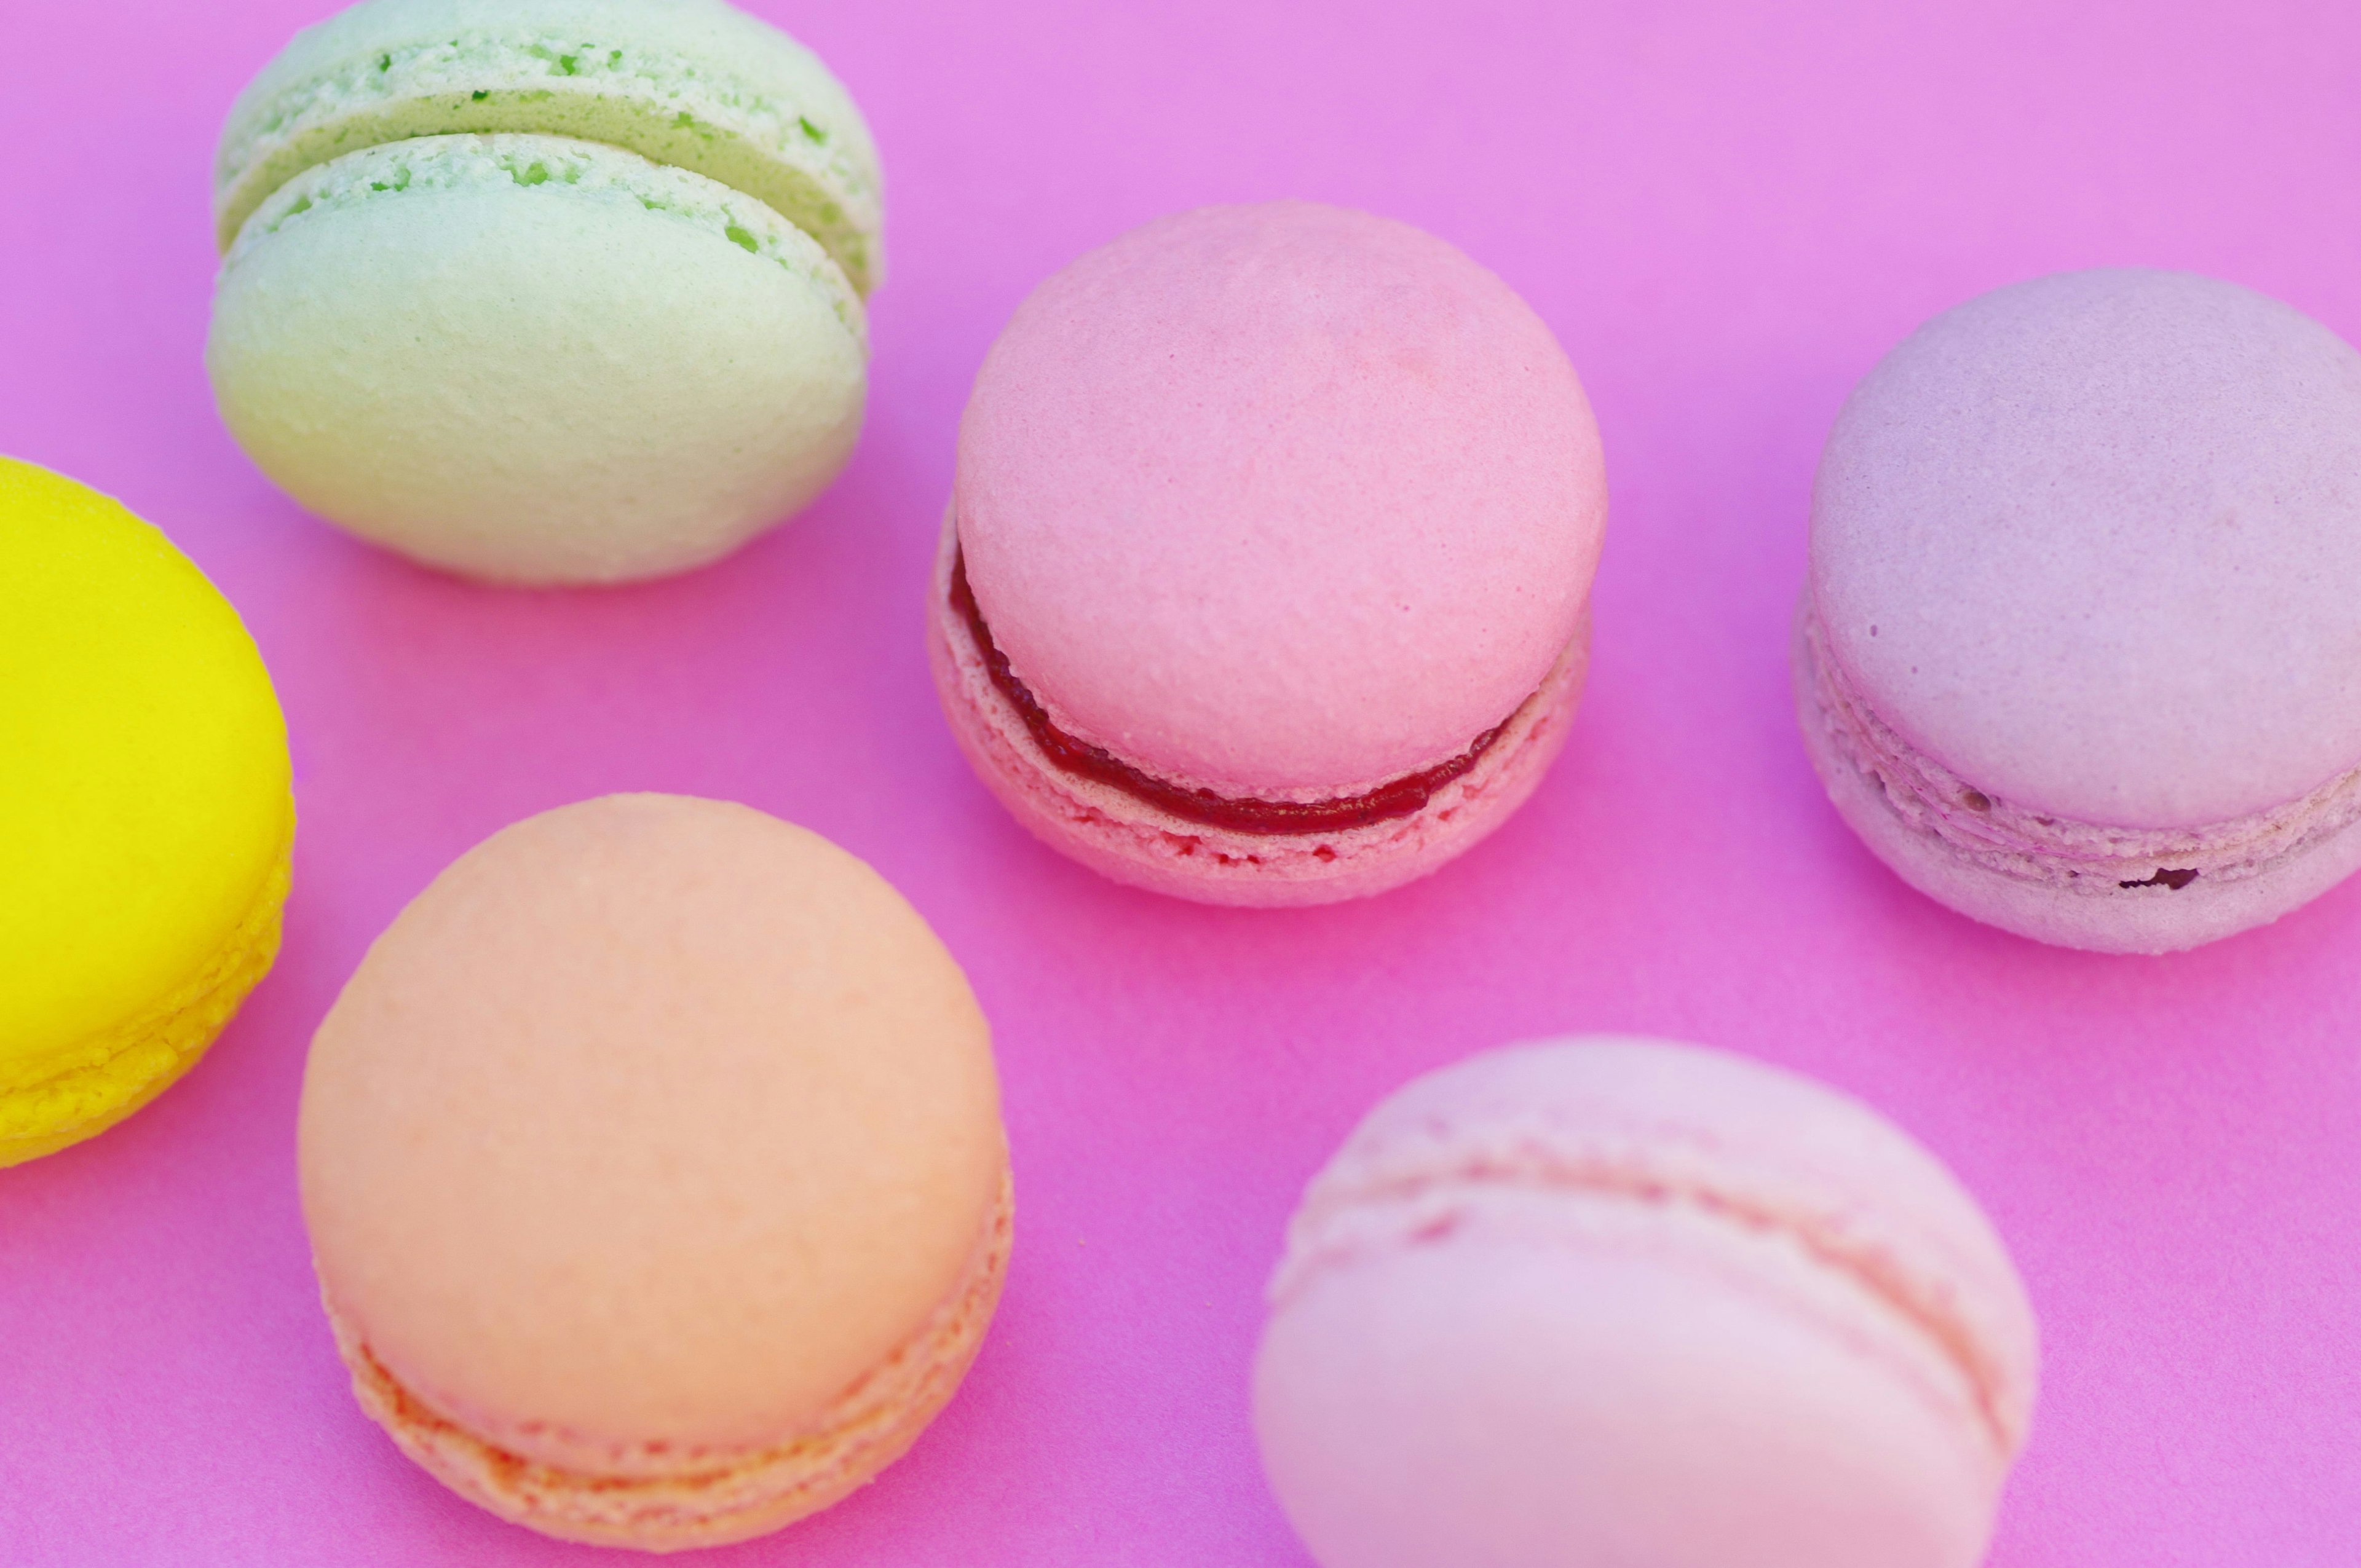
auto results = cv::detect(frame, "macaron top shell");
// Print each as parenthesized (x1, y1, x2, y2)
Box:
(216, 0, 883, 292)
(1276, 1038, 2038, 1459)
(955, 202, 1605, 797)
(0, 458, 290, 1063)
(1812, 269, 2361, 828)
(299, 795, 1005, 1468)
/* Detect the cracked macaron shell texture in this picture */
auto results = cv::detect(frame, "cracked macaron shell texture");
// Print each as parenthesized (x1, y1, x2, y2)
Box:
(954, 202, 1605, 799)
(0, 458, 292, 1166)
(214, 0, 883, 293)
(207, 132, 867, 585)
(1802, 269, 2361, 949)
(1255, 1038, 2037, 1568)
(299, 795, 1011, 1550)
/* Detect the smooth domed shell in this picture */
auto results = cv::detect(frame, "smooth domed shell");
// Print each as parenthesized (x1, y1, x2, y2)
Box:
(1256, 1039, 2038, 1568)
(299, 795, 1006, 1466)
(0, 459, 290, 1063)
(207, 133, 866, 585)
(1279, 1037, 2037, 1448)
(955, 202, 1606, 797)
(1811, 269, 2361, 827)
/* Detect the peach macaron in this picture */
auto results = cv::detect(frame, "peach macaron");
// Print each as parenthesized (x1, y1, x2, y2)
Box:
(299, 794, 1012, 1550)
(931, 202, 1607, 905)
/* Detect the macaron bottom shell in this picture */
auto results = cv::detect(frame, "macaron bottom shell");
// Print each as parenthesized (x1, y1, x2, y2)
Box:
(323, 1169, 1013, 1553)
(208, 133, 867, 586)
(1255, 1210, 2005, 1568)
(1792, 602, 2361, 953)
(927, 513, 1586, 906)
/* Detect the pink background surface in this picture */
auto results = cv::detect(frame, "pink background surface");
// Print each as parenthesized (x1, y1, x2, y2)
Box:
(4, 2, 2358, 1562)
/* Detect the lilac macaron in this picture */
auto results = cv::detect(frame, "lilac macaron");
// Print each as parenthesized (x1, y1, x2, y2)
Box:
(929, 202, 1607, 906)
(1797, 269, 2361, 953)
(1254, 1038, 2038, 1568)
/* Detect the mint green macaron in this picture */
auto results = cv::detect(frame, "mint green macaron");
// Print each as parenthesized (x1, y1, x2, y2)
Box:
(216, 0, 882, 292)
(210, 0, 882, 585)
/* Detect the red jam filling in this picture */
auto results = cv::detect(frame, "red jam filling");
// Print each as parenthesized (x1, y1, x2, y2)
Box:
(949, 550, 1512, 835)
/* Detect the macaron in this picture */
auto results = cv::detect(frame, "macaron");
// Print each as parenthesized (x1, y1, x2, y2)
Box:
(300, 795, 1011, 1549)
(1254, 1038, 2038, 1568)
(1, 458, 293, 1167)
(209, 0, 880, 585)
(930, 202, 1607, 906)
(1796, 269, 2361, 953)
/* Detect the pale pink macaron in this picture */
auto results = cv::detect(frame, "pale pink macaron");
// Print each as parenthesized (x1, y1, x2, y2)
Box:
(1798, 269, 2361, 953)
(299, 795, 1012, 1551)
(1255, 1038, 2038, 1568)
(930, 202, 1607, 905)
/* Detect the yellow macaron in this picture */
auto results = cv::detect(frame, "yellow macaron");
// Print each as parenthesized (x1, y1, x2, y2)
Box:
(1, 457, 294, 1165)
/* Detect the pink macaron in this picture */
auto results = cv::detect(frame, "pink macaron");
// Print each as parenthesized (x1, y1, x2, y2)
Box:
(1254, 1037, 2038, 1568)
(930, 202, 1607, 905)
(1797, 269, 2361, 953)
